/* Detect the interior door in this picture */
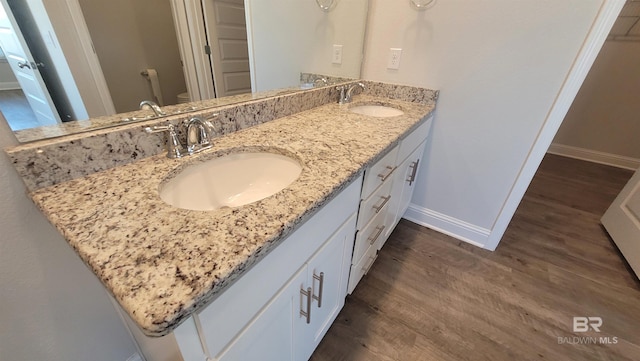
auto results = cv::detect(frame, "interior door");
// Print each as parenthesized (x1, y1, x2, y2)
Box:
(202, 0, 251, 97)
(602, 167, 640, 279)
(0, 0, 60, 126)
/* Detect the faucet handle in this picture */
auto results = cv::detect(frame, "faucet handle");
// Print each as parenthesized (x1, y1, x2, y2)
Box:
(144, 123, 185, 158)
(336, 85, 347, 104)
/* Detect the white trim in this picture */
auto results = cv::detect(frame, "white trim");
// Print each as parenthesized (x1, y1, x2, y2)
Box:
(484, 0, 626, 251)
(244, 0, 257, 92)
(403, 204, 489, 249)
(170, 0, 216, 101)
(125, 353, 143, 361)
(0, 81, 19, 90)
(548, 143, 640, 171)
(171, 0, 201, 101)
(64, 0, 115, 115)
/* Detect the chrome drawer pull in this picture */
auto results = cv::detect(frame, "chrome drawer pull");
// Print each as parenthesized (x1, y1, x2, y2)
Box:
(407, 159, 420, 186)
(312, 272, 324, 308)
(372, 195, 391, 213)
(367, 225, 386, 245)
(362, 254, 379, 275)
(378, 166, 396, 181)
(300, 286, 312, 324)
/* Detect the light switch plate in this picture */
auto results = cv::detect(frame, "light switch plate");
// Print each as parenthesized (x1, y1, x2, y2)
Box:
(387, 48, 402, 69)
(332, 44, 343, 64)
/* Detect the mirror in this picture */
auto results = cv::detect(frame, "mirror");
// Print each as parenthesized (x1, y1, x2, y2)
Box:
(0, 0, 369, 143)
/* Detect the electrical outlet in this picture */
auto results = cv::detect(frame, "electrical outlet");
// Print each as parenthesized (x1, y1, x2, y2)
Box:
(387, 48, 402, 69)
(332, 44, 343, 64)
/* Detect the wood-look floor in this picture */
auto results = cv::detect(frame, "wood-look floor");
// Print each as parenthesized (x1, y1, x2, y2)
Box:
(0, 89, 39, 131)
(311, 154, 639, 361)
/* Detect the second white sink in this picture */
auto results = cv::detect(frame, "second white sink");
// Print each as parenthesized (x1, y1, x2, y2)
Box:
(160, 152, 302, 211)
(349, 104, 404, 117)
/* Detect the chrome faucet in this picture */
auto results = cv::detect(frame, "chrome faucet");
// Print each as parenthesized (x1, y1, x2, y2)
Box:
(183, 116, 214, 154)
(144, 115, 218, 158)
(336, 82, 366, 104)
(314, 77, 328, 87)
(139, 100, 166, 117)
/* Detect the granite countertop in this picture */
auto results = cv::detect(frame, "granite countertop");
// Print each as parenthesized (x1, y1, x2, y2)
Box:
(28, 94, 435, 336)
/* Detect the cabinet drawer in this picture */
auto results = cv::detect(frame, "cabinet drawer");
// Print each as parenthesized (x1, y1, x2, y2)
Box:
(397, 117, 432, 164)
(353, 202, 388, 266)
(361, 145, 398, 200)
(356, 176, 393, 231)
(347, 240, 378, 294)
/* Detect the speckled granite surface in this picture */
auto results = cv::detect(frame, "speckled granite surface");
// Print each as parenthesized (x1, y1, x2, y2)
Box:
(7, 81, 438, 336)
(24, 90, 436, 336)
(12, 81, 347, 143)
(7, 82, 355, 191)
(6, 81, 439, 192)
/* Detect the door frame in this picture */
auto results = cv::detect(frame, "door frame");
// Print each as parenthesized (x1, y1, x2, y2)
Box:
(49, 0, 115, 116)
(169, 0, 216, 101)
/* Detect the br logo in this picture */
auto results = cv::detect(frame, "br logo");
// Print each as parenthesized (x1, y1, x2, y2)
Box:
(573, 317, 602, 332)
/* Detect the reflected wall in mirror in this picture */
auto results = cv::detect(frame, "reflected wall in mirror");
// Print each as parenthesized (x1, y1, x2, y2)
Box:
(0, 0, 369, 143)
(78, 0, 188, 114)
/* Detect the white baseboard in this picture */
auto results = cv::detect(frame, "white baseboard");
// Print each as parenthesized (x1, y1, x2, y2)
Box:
(403, 204, 491, 249)
(0, 81, 19, 90)
(548, 143, 640, 170)
(126, 353, 143, 361)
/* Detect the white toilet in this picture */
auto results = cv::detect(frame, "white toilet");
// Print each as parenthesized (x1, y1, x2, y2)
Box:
(177, 92, 190, 104)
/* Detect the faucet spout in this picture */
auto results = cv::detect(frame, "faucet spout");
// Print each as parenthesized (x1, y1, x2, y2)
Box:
(337, 82, 366, 104)
(139, 100, 166, 117)
(345, 82, 366, 103)
(184, 116, 214, 154)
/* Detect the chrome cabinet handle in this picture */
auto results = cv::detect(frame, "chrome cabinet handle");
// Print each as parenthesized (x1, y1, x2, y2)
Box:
(372, 195, 391, 213)
(407, 159, 420, 186)
(17, 61, 31, 69)
(367, 225, 386, 245)
(378, 166, 396, 182)
(300, 286, 312, 324)
(362, 254, 378, 275)
(312, 272, 324, 308)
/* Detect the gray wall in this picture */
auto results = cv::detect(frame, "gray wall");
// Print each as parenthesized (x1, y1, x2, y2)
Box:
(0, 116, 138, 360)
(78, 0, 187, 112)
(553, 40, 640, 161)
(362, 0, 606, 247)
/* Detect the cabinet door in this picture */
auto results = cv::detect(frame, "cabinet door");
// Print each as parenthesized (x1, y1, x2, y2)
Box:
(217, 267, 307, 361)
(397, 141, 427, 222)
(296, 214, 356, 360)
(386, 140, 427, 237)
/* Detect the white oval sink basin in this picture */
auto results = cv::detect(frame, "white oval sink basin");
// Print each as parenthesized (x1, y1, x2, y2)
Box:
(349, 104, 404, 117)
(160, 152, 302, 211)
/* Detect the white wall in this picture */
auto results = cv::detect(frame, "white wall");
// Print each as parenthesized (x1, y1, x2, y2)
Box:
(362, 0, 611, 248)
(78, 0, 186, 112)
(551, 40, 640, 168)
(246, 0, 367, 92)
(0, 117, 138, 360)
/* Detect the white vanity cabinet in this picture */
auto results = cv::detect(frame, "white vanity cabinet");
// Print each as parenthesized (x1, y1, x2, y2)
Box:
(217, 213, 355, 361)
(348, 116, 433, 294)
(173, 176, 361, 361)
(347, 145, 398, 294)
(385, 117, 433, 239)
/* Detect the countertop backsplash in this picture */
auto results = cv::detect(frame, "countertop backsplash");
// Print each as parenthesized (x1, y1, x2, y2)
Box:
(6, 81, 438, 192)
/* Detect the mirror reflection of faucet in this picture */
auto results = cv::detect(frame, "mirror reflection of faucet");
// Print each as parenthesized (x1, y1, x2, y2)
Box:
(139, 100, 166, 117)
